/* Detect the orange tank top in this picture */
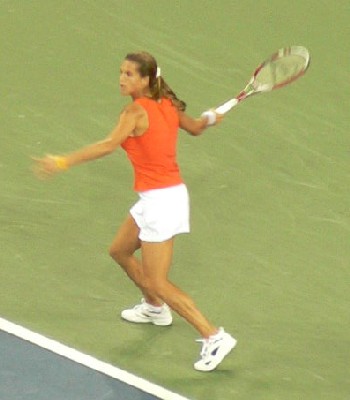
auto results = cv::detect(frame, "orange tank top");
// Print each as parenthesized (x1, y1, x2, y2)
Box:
(121, 97, 183, 192)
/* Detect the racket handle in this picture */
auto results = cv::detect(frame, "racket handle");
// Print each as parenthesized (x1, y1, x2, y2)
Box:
(215, 98, 238, 114)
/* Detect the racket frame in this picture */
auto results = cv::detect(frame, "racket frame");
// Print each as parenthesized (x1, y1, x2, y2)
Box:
(215, 46, 310, 114)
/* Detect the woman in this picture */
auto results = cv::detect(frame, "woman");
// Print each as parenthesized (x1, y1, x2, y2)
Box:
(33, 51, 236, 372)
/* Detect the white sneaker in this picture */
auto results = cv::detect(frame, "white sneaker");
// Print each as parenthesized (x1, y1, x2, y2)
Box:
(194, 328, 237, 372)
(121, 299, 173, 326)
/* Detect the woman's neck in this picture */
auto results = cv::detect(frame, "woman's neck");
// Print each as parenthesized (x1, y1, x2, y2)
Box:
(132, 89, 152, 100)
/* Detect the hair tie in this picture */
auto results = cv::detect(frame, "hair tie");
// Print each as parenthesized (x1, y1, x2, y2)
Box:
(156, 67, 161, 78)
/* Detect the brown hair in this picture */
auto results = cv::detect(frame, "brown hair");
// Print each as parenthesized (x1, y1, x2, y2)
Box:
(125, 51, 187, 111)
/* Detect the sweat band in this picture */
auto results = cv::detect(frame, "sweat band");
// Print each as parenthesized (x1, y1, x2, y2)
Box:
(52, 156, 69, 170)
(201, 110, 216, 126)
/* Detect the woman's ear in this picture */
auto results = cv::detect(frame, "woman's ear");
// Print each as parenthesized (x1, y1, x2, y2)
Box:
(141, 75, 150, 89)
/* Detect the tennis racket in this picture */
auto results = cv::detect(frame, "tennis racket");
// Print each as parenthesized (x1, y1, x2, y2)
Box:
(215, 45, 310, 114)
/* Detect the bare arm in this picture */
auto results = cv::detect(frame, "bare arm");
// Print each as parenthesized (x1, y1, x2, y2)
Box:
(63, 106, 138, 166)
(33, 103, 145, 179)
(178, 110, 224, 136)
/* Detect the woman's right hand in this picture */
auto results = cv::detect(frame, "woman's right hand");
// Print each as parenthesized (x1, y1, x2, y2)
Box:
(31, 155, 65, 180)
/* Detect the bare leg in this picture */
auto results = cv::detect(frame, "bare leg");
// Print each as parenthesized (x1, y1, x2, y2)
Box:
(110, 215, 217, 338)
(141, 239, 217, 338)
(109, 214, 161, 306)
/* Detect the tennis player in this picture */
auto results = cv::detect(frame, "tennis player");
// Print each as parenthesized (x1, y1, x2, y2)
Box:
(33, 51, 236, 371)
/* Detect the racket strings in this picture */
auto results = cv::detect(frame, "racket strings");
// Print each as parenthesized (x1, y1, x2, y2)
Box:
(255, 53, 308, 90)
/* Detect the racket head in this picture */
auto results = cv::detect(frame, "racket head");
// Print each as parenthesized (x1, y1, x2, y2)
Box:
(215, 45, 310, 114)
(253, 46, 310, 93)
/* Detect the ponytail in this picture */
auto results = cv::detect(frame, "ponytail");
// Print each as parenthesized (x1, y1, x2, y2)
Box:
(150, 75, 187, 112)
(125, 52, 187, 112)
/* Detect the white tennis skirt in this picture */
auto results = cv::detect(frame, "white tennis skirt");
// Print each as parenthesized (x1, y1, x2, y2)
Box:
(130, 183, 190, 242)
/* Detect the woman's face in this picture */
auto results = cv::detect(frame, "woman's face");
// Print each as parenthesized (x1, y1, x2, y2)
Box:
(119, 60, 149, 98)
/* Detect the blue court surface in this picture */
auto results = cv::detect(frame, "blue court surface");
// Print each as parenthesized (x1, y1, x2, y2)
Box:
(0, 319, 188, 400)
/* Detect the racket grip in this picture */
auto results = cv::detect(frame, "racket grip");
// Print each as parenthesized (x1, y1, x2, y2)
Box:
(215, 98, 238, 114)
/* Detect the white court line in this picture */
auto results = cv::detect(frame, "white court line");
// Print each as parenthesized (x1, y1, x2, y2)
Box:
(0, 317, 190, 400)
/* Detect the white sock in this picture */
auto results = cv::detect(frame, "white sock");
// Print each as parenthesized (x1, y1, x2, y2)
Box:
(146, 303, 163, 313)
(209, 327, 224, 340)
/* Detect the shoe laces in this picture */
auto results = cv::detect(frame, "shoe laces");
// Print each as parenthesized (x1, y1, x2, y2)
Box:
(196, 337, 219, 358)
(196, 339, 210, 358)
(132, 299, 147, 311)
(196, 328, 224, 358)
(137, 299, 163, 314)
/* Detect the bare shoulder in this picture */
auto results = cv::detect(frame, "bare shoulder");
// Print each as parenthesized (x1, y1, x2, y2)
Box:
(122, 102, 146, 118)
(120, 101, 149, 136)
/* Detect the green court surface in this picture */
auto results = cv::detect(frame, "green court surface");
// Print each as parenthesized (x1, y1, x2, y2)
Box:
(1, 1, 349, 399)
